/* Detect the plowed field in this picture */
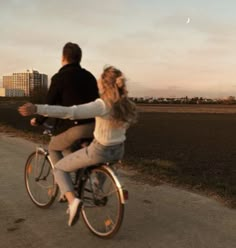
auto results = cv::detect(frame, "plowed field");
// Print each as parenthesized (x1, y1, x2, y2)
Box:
(1, 101, 236, 207)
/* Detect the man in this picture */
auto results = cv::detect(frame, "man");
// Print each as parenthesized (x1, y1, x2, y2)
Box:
(32, 42, 99, 167)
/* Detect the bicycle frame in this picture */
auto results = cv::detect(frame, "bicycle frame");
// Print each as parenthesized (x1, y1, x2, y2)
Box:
(36, 146, 55, 169)
(26, 134, 127, 237)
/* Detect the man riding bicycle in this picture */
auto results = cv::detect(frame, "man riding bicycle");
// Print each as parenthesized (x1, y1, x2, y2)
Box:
(32, 42, 99, 169)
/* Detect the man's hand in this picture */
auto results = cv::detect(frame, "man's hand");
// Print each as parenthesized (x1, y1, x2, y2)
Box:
(30, 118, 38, 126)
(18, 103, 37, 116)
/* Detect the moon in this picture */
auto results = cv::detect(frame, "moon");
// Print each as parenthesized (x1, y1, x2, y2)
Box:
(186, 17, 191, 24)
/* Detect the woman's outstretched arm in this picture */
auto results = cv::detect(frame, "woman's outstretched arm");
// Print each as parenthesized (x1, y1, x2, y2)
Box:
(18, 99, 107, 119)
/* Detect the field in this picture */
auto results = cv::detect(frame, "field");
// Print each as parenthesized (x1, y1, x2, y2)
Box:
(1, 101, 236, 208)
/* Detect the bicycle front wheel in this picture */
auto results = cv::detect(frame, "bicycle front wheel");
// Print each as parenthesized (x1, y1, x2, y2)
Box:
(80, 166, 125, 238)
(24, 150, 58, 208)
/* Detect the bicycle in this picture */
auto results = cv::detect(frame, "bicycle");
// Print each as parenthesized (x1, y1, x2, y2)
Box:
(24, 124, 128, 238)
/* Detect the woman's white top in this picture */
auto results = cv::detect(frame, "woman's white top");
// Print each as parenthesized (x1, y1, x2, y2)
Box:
(36, 98, 127, 146)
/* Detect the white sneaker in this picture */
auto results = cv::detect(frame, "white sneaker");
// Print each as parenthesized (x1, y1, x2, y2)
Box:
(68, 198, 83, 227)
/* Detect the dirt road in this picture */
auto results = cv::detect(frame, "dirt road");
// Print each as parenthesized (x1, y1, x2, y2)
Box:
(0, 133, 235, 248)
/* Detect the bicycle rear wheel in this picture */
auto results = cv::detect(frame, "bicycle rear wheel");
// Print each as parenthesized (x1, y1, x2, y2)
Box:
(80, 166, 125, 238)
(24, 150, 58, 208)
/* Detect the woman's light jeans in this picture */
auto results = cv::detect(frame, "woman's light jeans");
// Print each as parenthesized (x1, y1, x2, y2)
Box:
(53, 139, 124, 195)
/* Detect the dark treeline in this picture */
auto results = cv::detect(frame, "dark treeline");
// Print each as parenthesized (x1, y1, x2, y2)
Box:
(131, 96, 236, 105)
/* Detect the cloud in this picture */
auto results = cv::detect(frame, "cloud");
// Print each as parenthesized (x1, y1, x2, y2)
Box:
(129, 82, 236, 98)
(1, 1, 236, 97)
(154, 12, 236, 45)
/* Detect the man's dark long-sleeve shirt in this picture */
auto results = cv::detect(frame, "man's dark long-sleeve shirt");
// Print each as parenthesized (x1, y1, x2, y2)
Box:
(36, 63, 99, 134)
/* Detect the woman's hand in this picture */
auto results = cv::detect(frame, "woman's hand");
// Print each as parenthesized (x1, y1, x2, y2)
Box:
(18, 103, 37, 116)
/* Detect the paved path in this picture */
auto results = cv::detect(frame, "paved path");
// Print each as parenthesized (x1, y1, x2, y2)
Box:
(0, 133, 235, 248)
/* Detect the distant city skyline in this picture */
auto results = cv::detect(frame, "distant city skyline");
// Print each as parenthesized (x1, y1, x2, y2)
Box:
(0, 0, 236, 98)
(1, 69, 235, 99)
(2, 69, 48, 97)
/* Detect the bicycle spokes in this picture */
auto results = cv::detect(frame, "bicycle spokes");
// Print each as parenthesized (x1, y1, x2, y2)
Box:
(81, 167, 124, 238)
(25, 151, 58, 208)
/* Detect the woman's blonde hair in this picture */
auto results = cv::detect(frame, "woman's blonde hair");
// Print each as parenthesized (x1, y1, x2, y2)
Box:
(100, 65, 137, 126)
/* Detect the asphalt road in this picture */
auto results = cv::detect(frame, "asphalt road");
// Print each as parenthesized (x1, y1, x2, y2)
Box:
(0, 133, 236, 248)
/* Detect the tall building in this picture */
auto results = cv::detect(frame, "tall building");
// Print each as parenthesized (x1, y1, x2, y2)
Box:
(0, 88, 25, 97)
(3, 70, 48, 97)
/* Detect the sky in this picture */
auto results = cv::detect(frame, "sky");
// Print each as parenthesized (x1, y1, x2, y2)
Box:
(0, 0, 236, 98)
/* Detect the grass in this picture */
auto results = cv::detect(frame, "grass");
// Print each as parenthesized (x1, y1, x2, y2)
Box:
(0, 124, 48, 143)
(124, 157, 236, 208)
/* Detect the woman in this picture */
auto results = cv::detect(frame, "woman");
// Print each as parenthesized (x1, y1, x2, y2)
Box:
(18, 66, 137, 227)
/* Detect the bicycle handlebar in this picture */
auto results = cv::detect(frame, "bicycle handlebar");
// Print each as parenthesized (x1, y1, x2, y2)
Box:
(43, 122, 54, 130)
(42, 122, 54, 136)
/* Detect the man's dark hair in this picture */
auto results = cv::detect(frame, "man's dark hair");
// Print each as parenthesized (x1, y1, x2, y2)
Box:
(63, 42, 82, 64)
